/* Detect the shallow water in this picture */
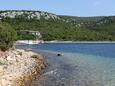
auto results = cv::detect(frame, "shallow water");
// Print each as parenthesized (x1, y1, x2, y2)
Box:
(16, 43, 115, 86)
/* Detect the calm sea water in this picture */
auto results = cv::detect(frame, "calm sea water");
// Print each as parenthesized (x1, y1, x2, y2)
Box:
(16, 43, 115, 86)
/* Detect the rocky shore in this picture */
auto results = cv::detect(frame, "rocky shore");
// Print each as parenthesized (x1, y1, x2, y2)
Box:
(0, 49, 46, 86)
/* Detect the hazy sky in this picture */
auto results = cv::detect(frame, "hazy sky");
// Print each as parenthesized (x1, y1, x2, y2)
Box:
(0, 0, 115, 16)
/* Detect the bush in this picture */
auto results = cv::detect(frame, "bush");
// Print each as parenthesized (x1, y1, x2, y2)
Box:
(31, 55, 38, 58)
(0, 22, 17, 51)
(18, 52, 22, 56)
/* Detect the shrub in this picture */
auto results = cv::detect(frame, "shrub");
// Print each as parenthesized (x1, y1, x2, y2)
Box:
(31, 55, 38, 58)
(18, 52, 22, 56)
(0, 22, 17, 51)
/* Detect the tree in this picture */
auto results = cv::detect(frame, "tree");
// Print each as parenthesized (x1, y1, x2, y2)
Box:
(0, 22, 17, 51)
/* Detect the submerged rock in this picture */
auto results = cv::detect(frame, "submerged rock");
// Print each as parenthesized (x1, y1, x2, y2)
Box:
(57, 53, 63, 56)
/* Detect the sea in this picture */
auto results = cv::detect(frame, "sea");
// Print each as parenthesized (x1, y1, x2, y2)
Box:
(16, 43, 115, 86)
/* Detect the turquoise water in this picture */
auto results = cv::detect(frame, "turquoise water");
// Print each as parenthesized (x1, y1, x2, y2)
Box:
(17, 43, 115, 86)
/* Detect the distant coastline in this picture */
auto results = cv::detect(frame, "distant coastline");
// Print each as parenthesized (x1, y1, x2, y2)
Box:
(45, 41, 115, 43)
(16, 40, 44, 45)
(16, 40, 115, 45)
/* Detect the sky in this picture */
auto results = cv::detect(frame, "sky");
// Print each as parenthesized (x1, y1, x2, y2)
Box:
(0, 0, 115, 17)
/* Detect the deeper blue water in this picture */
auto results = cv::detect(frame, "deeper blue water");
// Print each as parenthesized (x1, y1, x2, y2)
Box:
(16, 43, 115, 86)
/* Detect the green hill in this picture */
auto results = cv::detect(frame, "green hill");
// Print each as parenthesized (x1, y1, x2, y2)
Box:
(0, 10, 115, 41)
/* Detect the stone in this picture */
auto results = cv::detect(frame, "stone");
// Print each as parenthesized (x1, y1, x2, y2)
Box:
(0, 66, 4, 76)
(0, 49, 46, 86)
(57, 53, 63, 56)
(7, 56, 16, 62)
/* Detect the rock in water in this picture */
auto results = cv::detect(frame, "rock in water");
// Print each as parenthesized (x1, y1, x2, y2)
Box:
(57, 53, 63, 56)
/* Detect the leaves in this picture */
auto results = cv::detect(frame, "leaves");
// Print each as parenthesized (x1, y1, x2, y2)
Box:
(0, 22, 17, 51)
(1, 10, 115, 41)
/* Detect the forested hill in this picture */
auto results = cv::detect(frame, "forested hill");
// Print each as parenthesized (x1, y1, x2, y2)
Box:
(0, 10, 115, 41)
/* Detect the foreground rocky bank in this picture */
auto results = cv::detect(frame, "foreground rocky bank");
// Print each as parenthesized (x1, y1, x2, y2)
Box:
(0, 49, 46, 86)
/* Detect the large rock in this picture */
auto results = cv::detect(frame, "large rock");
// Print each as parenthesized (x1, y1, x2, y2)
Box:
(0, 66, 4, 76)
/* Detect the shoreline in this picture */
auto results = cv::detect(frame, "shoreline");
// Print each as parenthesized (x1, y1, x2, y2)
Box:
(16, 40, 44, 45)
(16, 40, 115, 45)
(44, 41, 115, 43)
(0, 49, 47, 86)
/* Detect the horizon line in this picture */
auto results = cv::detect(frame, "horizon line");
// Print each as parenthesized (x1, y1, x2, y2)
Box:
(0, 9, 114, 17)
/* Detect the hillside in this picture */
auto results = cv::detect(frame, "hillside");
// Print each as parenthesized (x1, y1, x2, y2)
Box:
(0, 10, 60, 20)
(0, 10, 115, 41)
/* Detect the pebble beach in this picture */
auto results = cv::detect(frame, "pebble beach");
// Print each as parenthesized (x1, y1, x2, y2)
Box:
(0, 49, 46, 86)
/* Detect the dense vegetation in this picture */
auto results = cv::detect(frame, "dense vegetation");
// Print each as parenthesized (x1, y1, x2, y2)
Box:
(0, 10, 115, 41)
(0, 22, 17, 51)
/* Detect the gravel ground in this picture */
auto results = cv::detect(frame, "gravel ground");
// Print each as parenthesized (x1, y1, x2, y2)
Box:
(0, 49, 46, 86)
